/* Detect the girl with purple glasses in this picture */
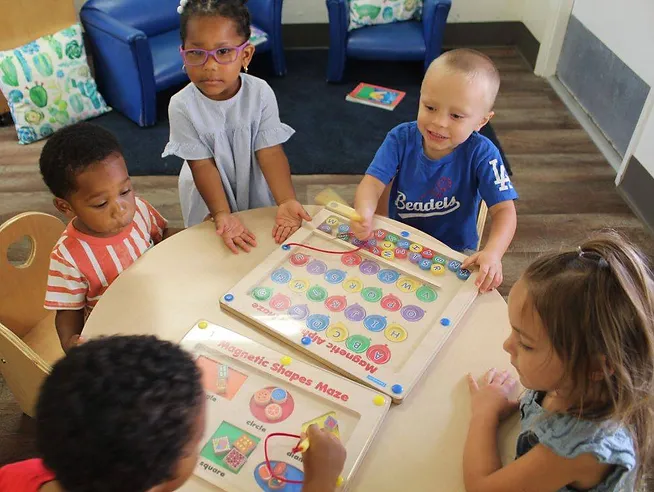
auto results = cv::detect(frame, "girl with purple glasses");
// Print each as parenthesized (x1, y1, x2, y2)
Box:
(163, 0, 311, 254)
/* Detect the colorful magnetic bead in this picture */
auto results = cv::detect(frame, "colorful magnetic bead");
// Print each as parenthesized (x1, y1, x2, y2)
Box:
(381, 250, 395, 260)
(409, 243, 423, 253)
(394, 247, 408, 259)
(421, 248, 434, 259)
(224, 294, 234, 301)
(301, 336, 312, 345)
(419, 258, 432, 270)
(440, 318, 451, 327)
(409, 252, 422, 264)
(280, 356, 292, 366)
(391, 384, 403, 394)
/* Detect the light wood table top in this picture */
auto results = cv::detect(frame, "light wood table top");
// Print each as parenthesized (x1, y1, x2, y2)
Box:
(84, 206, 520, 492)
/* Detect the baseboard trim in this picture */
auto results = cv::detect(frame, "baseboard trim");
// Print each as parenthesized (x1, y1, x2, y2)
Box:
(548, 75, 622, 172)
(617, 156, 654, 236)
(282, 21, 540, 66)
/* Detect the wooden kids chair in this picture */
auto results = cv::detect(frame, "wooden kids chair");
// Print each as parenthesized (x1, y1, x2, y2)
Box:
(476, 200, 488, 250)
(0, 212, 66, 417)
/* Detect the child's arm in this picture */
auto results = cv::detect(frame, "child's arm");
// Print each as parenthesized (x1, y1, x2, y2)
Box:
(302, 424, 346, 492)
(257, 144, 311, 244)
(464, 370, 611, 492)
(189, 158, 257, 254)
(55, 310, 85, 353)
(352, 175, 387, 240)
(461, 200, 517, 293)
(375, 180, 393, 216)
(352, 127, 403, 239)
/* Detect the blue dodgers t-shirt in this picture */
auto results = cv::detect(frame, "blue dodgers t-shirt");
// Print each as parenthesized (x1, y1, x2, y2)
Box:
(366, 122, 518, 252)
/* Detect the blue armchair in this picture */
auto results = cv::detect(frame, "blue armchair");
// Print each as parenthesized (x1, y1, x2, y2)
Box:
(325, 0, 451, 83)
(80, 0, 286, 127)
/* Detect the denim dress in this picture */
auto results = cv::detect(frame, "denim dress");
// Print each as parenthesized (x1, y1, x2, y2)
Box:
(517, 390, 637, 492)
(163, 74, 295, 227)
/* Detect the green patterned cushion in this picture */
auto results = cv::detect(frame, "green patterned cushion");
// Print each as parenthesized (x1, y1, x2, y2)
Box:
(348, 0, 422, 31)
(0, 23, 110, 145)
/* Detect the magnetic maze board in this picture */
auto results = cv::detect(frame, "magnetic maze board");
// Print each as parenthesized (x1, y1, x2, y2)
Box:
(220, 202, 479, 402)
(180, 321, 389, 491)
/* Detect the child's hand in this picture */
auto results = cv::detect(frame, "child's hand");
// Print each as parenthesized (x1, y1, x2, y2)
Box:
(467, 369, 519, 421)
(214, 212, 257, 254)
(273, 199, 312, 244)
(350, 208, 374, 241)
(63, 334, 85, 353)
(302, 424, 346, 492)
(461, 249, 503, 293)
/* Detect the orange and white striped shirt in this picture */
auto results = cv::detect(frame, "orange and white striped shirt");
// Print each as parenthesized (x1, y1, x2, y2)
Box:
(44, 197, 167, 312)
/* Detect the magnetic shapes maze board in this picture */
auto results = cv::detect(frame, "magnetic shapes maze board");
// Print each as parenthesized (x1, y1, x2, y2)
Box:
(220, 202, 479, 402)
(181, 321, 389, 492)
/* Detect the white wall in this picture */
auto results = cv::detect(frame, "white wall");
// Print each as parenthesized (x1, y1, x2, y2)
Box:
(572, 0, 654, 84)
(570, 0, 654, 180)
(284, 0, 521, 23)
(633, 104, 654, 177)
(518, 0, 550, 42)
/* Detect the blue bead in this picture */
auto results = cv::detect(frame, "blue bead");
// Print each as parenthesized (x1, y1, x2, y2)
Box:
(401, 231, 409, 237)
(301, 336, 312, 345)
(419, 259, 432, 270)
(224, 293, 234, 302)
(281, 244, 291, 250)
(391, 384, 403, 394)
(440, 317, 451, 327)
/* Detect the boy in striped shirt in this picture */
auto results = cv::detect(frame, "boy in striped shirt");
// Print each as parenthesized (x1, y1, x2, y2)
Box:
(40, 123, 173, 352)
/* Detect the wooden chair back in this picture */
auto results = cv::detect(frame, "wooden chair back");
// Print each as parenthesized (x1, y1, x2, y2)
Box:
(476, 200, 488, 250)
(0, 322, 51, 417)
(0, 212, 64, 336)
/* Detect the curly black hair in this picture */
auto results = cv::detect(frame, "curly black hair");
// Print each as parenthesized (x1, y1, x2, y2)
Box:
(36, 335, 204, 492)
(39, 122, 123, 199)
(180, 0, 251, 46)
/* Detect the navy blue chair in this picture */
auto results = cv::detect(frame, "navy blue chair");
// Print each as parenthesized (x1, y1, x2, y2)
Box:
(325, 0, 451, 83)
(80, 0, 286, 127)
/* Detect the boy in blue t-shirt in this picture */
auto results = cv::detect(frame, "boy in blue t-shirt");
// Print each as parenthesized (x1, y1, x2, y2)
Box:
(352, 48, 518, 293)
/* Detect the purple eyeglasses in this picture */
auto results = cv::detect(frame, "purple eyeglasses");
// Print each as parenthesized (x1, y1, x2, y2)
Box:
(179, 40, 250, 66)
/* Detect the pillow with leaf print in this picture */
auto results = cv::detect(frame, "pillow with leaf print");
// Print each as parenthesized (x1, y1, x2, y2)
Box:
(348, 0, 423, 31)
(0, 23, 110, 145)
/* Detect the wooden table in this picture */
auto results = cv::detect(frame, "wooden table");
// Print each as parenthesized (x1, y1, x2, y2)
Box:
(84, 206, 520, 491)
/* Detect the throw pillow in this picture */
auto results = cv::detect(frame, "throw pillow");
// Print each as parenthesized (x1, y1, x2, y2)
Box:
(0, 23, 110, 145)
(348, 0, 422, 31)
